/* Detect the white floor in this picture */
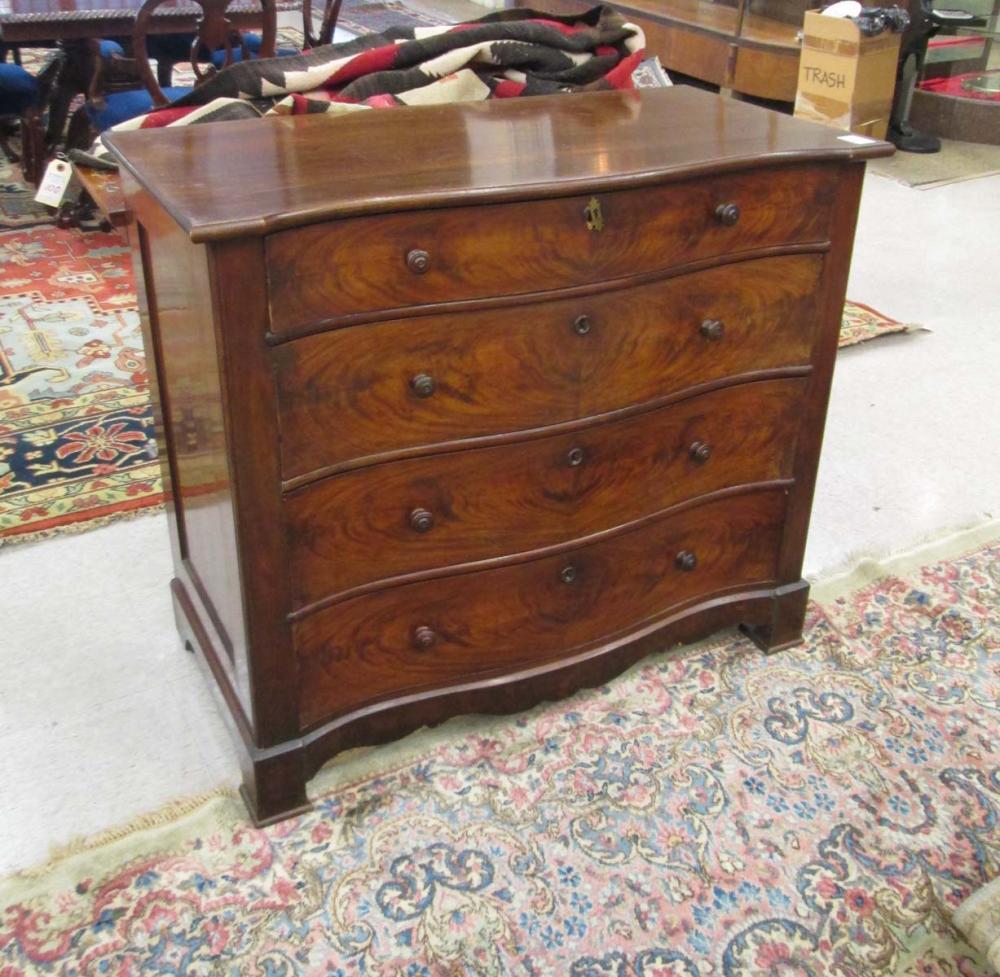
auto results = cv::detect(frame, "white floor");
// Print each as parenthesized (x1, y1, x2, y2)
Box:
(2, 163, 999, 877)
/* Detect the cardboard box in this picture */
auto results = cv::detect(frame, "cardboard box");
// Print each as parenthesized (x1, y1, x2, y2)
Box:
(794, 10, 901, 139)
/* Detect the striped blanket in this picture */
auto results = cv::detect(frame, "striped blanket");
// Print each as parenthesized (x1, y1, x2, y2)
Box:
(105, 5, 645, 135)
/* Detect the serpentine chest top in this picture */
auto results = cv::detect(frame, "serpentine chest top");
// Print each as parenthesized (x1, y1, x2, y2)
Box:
(107, 87, 891, 824)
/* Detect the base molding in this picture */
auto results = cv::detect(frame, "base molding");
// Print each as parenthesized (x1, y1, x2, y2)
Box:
(173, 577, 809, 825)
(740, 579, 811, 654)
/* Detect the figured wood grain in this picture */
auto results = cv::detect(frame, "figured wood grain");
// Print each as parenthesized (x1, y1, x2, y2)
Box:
(110, 88, 882, 824)
(275, 253, 823, 480)
(295, 488, 786, 729)
(105, 87, 892, 242)
(287, 377, 805, 608)
(266, 165, 835, 331)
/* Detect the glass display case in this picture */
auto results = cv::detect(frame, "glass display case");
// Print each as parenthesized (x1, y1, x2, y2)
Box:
(911, 0, 1000, 143)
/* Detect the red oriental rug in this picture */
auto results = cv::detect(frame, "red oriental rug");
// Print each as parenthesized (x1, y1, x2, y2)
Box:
(0, 524, 997, 975)
(0, 225, 161, 544)
(839, 298, 924, 347)
(0, 222, 920, 545)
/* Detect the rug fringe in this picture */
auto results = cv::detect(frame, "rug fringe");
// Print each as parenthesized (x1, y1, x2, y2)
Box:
(7, 785, 242, 883)
(0, 500, 165, 549)
(809, 516, 1000, 604)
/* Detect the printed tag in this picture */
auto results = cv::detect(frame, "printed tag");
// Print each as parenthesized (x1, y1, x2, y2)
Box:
(34, 158, 72, 208)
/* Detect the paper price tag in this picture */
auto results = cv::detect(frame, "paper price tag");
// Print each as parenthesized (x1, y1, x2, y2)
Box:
(34, 158, 72, 208)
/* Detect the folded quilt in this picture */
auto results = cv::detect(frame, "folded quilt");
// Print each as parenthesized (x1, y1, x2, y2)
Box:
(97, 5, 644, 144)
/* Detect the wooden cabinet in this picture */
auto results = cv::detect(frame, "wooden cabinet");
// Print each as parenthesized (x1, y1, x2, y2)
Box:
(108, 87, 890, 824)
(509, 0, 814, 101)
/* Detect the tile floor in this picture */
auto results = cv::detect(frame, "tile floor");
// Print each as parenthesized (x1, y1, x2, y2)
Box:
(2, 152, 999, 876)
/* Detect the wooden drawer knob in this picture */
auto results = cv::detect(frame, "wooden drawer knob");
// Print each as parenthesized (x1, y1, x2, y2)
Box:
(566, 447, 586, 467)
(689, 441, 712, 464)
(714, 202, 740, 226)
(675, 550, 698, 572)
(412, 625, 437, 651)
(560, 564, 578, 584)
(409, 507, 435, 533)
(572, 314, 592, 336)
(410, 373, 436, 398)
(699, 319, 725, 341)
(406, 248, 430, 274)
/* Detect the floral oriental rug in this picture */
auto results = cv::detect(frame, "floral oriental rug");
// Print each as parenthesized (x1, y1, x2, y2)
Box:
(1, 522, 997, 976)
(0, 219, 920, 545)
(0, 225, 161, 544)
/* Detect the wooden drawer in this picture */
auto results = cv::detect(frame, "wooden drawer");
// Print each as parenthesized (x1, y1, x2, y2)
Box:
(295, 488, 786, 729)
(275, 253, 822, 481)
(287, 377, 804, 609)
(266, 165, 835, 335)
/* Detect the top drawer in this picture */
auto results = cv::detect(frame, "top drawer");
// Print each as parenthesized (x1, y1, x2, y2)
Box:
(266, 163, 836, 337)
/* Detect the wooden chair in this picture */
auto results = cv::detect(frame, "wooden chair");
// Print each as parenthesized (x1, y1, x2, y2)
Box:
(303, 0, 347, 48)
(0, 51, 65, 186)
(62, 0, 278, 228)
(68, 0, 345, 228)
(83, 0, 278, 133)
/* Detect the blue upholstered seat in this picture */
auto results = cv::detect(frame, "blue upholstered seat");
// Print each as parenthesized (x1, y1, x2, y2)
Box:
(86, 86, 192, 131)
(85, 31, 298, 131)
(0, 62, 39, 116)
(98, 38, 127, 59)
(209, 33, 300, 66)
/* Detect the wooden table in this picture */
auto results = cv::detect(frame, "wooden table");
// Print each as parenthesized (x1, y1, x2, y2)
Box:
(0, 1, 300, 43)
(0, 0, 301, 181)
(507, 0, 806, 103)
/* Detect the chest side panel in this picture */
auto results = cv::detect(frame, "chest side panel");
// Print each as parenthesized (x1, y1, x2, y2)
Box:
(128, 188, 252, 719)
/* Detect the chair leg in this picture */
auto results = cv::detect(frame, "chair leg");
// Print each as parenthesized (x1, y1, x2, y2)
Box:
(65, 105, 95, 154)
(157, 58, 174, 89)
(0, 122, 19, 163)
(18, 107, 46, 185)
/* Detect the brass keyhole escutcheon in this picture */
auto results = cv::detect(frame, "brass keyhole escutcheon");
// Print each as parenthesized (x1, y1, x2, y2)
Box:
(584, 197, 604, 232)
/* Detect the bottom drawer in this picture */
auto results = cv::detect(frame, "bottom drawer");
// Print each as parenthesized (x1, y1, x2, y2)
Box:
(295, 488, 787, 730)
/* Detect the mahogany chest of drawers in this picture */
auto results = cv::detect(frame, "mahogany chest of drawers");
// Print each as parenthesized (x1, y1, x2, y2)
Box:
(108, 87, 891, 824)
